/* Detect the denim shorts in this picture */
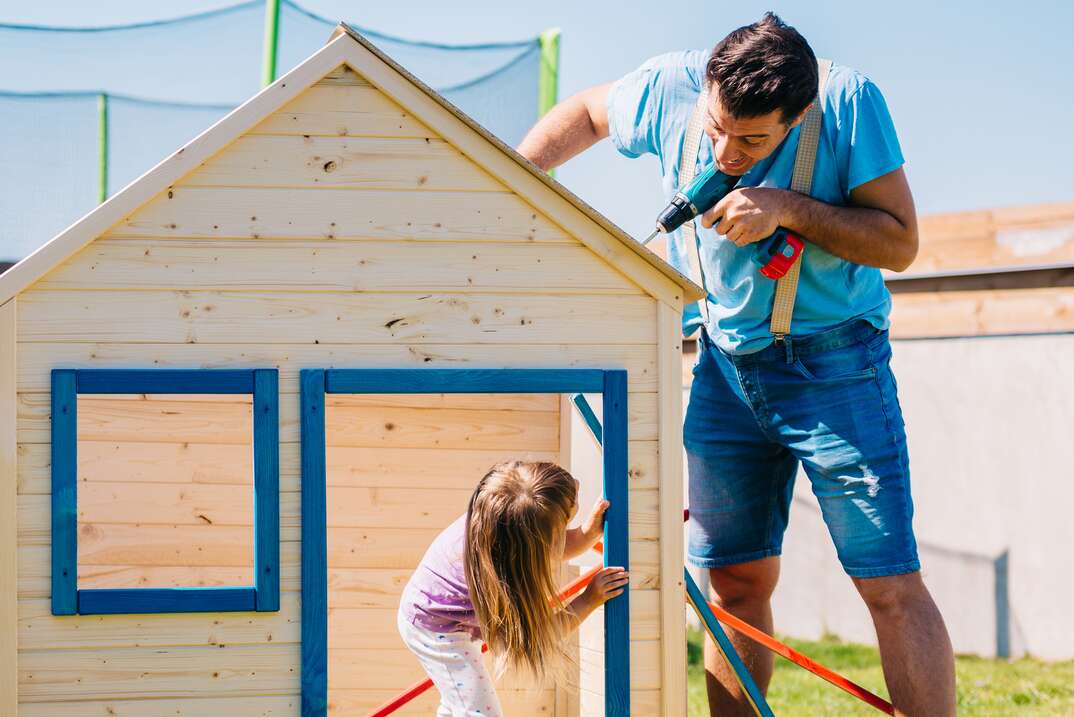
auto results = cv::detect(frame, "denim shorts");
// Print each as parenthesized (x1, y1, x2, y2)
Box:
(684, 320, 920, 579)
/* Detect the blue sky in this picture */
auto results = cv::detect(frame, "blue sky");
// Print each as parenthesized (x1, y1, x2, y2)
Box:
(6, 0, 1073, 236)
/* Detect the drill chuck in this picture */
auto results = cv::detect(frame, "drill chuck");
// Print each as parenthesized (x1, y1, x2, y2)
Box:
(654, 193, 700, 234)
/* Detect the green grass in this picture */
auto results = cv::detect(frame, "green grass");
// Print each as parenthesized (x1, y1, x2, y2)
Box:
(686, 628, 1074, 716)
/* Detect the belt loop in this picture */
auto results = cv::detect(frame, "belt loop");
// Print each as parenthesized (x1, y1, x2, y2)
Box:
(781, 335, 794, 364)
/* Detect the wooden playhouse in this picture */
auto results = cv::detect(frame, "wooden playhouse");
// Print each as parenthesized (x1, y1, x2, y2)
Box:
(0, 24, 704, 716)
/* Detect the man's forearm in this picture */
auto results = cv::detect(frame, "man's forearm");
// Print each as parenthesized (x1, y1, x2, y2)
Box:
(517, 84, 611, 171)
(781, 191, 917, 272)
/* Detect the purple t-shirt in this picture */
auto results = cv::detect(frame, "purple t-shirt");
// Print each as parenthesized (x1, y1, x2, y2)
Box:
(400, 515, 481, 638)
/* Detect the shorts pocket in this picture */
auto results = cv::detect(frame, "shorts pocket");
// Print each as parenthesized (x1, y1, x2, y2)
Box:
(793, 340, 878, 382)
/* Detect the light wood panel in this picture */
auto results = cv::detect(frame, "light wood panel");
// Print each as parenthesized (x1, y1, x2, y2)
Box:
(18, 594, 300, 650)
(17, 290, 657, 345)
(18, 696, 300, 716)
(183, 134, 502, 192)
(17, 543, 302, 600)
(656, 302, 686, 716)
(252, 83, 433, 139)
(40, 238, 641, 296)
(909, 201, 1074, 274)
(890, 286, 1074, 338)
(108, 185, 573, 243)
(17, 643, 299, 700)
(0, 299, 15, 714)
(15, 342, 662, 394)
(76, 395, 252, 444)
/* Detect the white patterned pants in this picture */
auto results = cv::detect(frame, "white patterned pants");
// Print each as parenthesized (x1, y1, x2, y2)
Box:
(397, 610, 503, 717)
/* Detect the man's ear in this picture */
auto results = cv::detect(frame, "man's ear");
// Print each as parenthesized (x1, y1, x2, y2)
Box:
(788, 102, 813, 128)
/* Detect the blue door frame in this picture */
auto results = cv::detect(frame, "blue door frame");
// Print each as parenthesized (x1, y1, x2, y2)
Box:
(300, 368, 630, 716)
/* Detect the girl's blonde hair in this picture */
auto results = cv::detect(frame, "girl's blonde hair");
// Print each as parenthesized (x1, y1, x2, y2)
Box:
(465, 460, 578, 681)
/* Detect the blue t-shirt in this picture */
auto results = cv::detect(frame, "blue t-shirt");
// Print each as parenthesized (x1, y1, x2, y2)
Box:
(607, 50, 905, 354)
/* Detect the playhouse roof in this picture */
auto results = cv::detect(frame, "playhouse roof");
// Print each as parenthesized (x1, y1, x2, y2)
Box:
(0, 23, 703, 307)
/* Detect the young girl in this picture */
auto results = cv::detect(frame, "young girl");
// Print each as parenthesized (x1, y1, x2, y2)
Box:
(397, 460, 628, 717)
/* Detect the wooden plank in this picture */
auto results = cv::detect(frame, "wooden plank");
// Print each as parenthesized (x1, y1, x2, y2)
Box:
(182, 134, 503, 192)
(326, 527, 439, 569)
(252, 84, 433, 138)
(0, 299, 15, 712)
(20, 390, 654, 448)
(318, 65, 370, 86)
(253, 368, 280, 611)
(656, 302, 686, 717)
(17, 643, 300, 700)
(326, 367, 605, 395)
(909, 202, 1074, 274)
(580, 640, 661, 692)
(18, 542, 302, 599)
(16, 342, 662, 394)
(601, 371, 630, 715)
(77, 587, 256, 614)
(73, 524, 256, 568)
(50, 369, 78, 615)
(18, 592, 298, 652)
(890, 287, 1074, 338)
(15, 437, 659, 498)
(326, 569, 412, 609)
(17, 290, 658, 346)
(300, 369, 328, 716)
(0, 35, 355, 306)
(107, 185, 574, 243)
(18, 696, 300, 717)
(325, 404, 560, 451)
(76, 482, 255, 526)
(327, 392, 559, 412)
(326, 486, 470, 529)
(75, 368, 254, 394)
(18, 393, 254, 445)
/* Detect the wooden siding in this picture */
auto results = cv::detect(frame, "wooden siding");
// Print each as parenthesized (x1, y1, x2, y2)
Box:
(13, 65, 670, 715)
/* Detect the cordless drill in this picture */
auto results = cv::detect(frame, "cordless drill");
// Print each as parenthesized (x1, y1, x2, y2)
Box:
(642, 164, 804, 279)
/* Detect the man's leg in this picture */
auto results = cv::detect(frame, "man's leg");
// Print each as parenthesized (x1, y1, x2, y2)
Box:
(764, 323, 956, 715)
(854, 573, 955, 717)
(704, 557, 780, 717)
(684, 331, 799, 717)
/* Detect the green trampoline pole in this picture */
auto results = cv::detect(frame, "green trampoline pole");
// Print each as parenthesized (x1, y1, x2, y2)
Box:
(538, 27, 561, 177)
(97, 92, 109, 204)
(261, 0, 282, 87)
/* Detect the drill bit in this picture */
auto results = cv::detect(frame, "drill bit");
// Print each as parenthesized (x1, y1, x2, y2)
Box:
(642, 229, 660, 245)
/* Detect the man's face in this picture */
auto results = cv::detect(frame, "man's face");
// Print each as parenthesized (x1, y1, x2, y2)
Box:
(703, 88, 808, 176)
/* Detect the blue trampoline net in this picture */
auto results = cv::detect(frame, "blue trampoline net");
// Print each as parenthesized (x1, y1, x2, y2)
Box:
(0, 0, 545, 263)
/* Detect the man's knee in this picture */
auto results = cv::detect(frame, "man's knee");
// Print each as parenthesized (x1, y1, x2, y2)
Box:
(853, 571, 932, 617)
(708, 557, 780, 607)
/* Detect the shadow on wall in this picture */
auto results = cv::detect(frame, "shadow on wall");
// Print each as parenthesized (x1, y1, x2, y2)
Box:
(0, 262, 12, 274)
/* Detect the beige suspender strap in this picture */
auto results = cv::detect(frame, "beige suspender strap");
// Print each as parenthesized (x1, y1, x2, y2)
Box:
(769, 58, 833, 338)
(680, 89, 711, 325)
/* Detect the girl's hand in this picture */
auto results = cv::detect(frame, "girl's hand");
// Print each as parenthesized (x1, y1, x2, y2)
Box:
(581, 566, 629, 608)
(580, 499, 610, 547)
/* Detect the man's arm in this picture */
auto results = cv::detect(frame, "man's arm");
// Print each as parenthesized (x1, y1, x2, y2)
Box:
(704, 167, 919, 272)
(516, 83, 612, 171)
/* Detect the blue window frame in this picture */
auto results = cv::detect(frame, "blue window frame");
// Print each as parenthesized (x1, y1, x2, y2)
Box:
(51, 368, 280, 615)
(299, 368, 630, 717)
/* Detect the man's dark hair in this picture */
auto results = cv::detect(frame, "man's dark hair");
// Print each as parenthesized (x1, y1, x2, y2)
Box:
(706, 12, 818, 124)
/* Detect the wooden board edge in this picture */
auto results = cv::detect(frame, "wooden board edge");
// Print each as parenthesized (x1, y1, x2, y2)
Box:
(0, 298, 16, 712)
(657, 302, 686, 717)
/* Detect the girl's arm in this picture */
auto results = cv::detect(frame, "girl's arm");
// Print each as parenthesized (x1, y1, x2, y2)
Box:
(563, 500, 609, 560)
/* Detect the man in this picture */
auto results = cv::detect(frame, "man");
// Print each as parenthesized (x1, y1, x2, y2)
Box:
(517, 12, 955, 717)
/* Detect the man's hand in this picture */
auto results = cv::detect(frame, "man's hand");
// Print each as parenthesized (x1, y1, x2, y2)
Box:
(701, 187, 793, 246)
